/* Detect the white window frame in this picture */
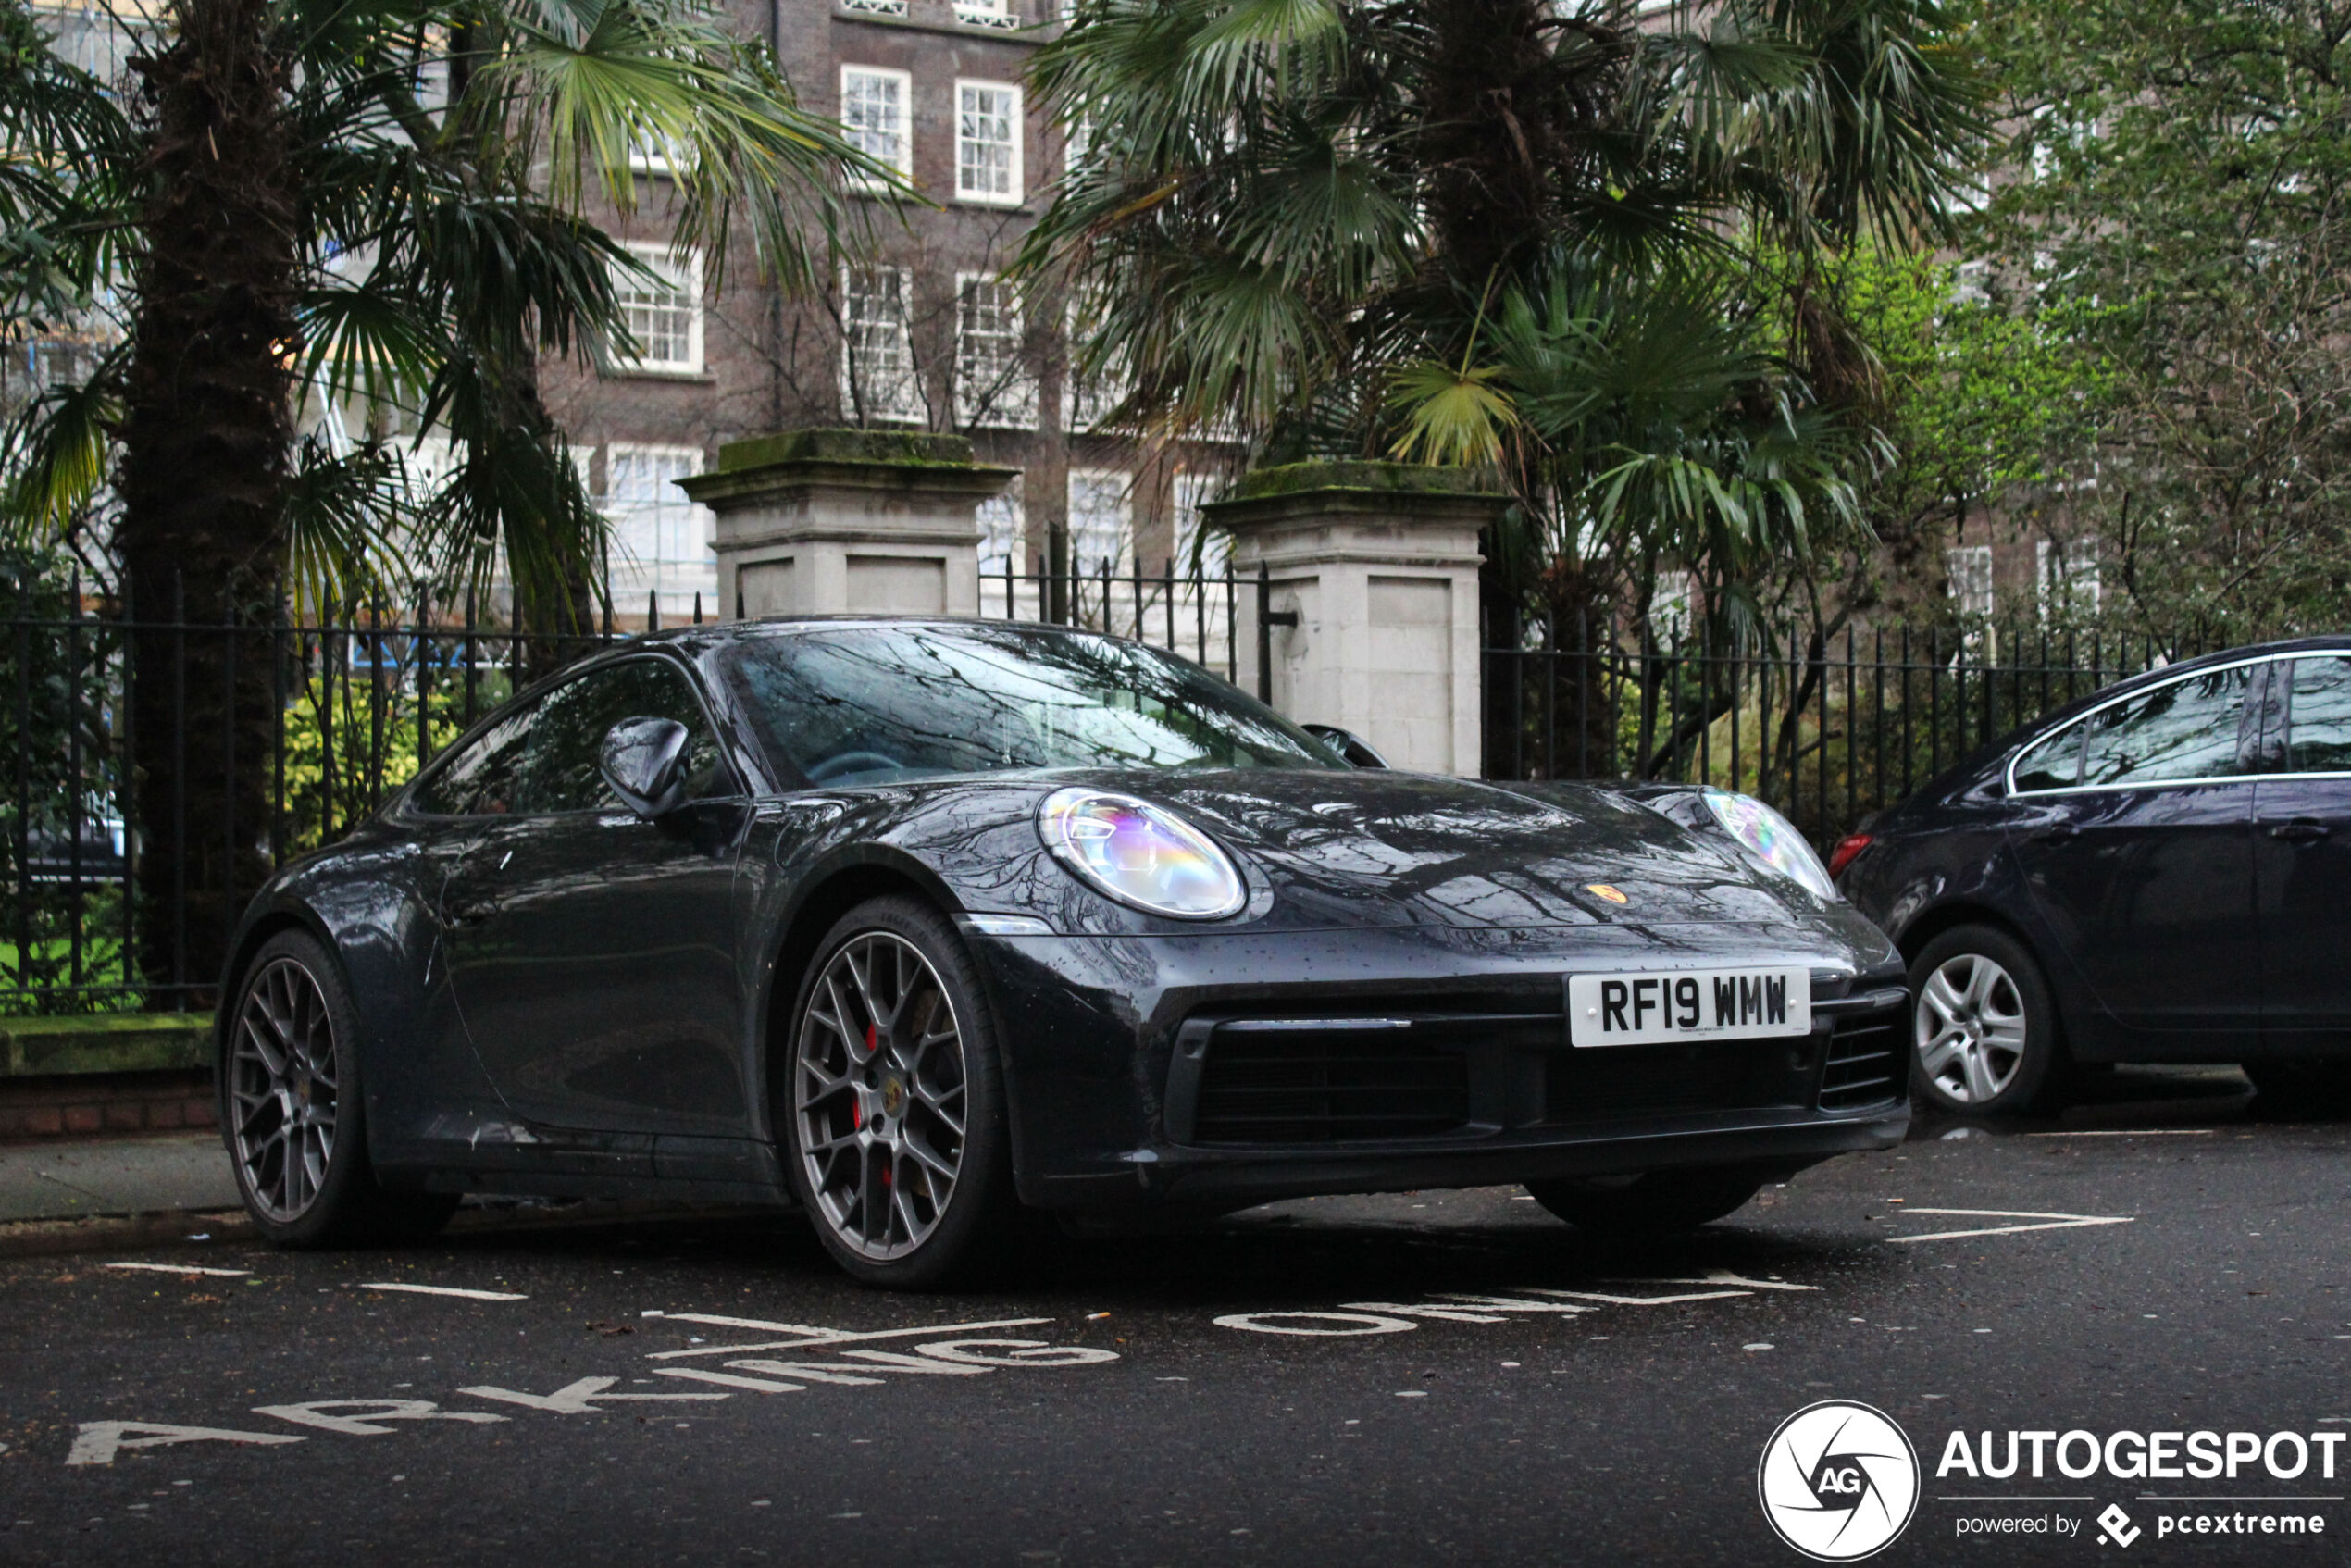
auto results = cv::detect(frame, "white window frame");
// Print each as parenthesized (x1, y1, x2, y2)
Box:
(611, 243, 703, 376)
(838, 264, 926, 426)
(953, 0, 1019, 27)
(954, 80, 1024, 207)
(976, 475, 1025, 578)
(1171, 470, 1227, 577)
(1066, 467, 1131, 576)
(2037, 538, 2101, 621)
(1064, 298, 1130, 432)
(953, 272, 1037, 430)
(839, 0, 908, 14)
(1946, 544, 1994, 618)
(603, 443, 715, 575)
(840, 66, 912, 193)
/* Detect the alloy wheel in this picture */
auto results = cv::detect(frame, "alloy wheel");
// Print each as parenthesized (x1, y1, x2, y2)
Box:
(1915, 952, 2029, 1104)
(794, 931, 969, 1260)
(229, 957, 341, 1222)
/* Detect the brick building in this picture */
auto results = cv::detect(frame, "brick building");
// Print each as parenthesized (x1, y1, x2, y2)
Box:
(545, 0, 1242, 628)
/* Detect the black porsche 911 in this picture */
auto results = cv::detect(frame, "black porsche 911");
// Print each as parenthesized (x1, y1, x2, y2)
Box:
(218, 618, 1909, 1287)
(1835, 636, 2351, 1119)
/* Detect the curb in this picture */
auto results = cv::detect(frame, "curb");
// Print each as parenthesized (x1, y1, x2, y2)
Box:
(0, 1198, 779, 1261)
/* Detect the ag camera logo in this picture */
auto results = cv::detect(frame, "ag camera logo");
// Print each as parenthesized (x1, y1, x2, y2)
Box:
(1759, 1400, 1922, 1561)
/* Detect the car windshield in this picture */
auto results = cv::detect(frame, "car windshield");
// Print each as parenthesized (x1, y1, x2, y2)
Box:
(715, 624, 1346, 787)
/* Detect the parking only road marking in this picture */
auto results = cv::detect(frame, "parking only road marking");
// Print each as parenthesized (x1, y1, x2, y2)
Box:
(1886, 1207, 2134, 1244)
(1213, 1282, 1773, 1336)
(1608, 1270, 1820, 1291)
(358, 1282, 529, 1300)
(105, 1263, 251, 1277)
(251, 1400, 507, 1436)
(65, 1423, 305, 1467)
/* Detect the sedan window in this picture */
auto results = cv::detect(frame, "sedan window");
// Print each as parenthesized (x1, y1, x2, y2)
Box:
(2285, 656, 2351, 773)
(2011, 726, 2084, 792)
(409, 705, 538, 815)
(717, 625, 1344, 786)
(2074, 666, 2253, 788)
(509, 659, 730, 814)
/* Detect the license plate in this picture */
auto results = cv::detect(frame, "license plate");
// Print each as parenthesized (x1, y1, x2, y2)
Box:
(1565, 966, 1811, 1047)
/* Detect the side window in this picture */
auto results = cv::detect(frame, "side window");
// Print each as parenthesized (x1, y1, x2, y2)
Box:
(2285, 657, 2351, 773)
(2011, 725, 2084, 793)
(508, 659, 730, 815)
(410, 704, 538, 815)
(2075, 666, 2253, 788)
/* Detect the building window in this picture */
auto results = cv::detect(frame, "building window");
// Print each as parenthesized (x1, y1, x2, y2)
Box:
(955, 81, 1023, 206)
(840, 66, 911, 189)
(603, 444, 717, 616)
(613, 243, 702, 375)
(2037, 539, 2101, 620)
(953, 0, 1019, 27)
(840, 265, 925, 425)
(1064, 299, 1130, 432)
(1067, 469, 1130, 575)
(953, 273, 1036, 430)
(839, 0, 908, 19)
(1172, 471, 1227, 577)
(977, 475, 1024, 577)
(1946, 544, 1994, 618)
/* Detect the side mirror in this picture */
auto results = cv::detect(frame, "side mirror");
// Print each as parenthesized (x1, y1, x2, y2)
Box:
(1303, 723, 1391, 769)
(600, 716, 692, 818)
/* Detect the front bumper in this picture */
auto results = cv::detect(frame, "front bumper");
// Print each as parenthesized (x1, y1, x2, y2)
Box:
(968, 920, 1909, 1212)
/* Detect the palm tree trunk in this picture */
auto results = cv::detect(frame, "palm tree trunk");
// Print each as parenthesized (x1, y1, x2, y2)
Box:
(118, 0, 294, 1004)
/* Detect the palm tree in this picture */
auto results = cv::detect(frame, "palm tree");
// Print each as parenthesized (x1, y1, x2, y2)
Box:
(1024, 0, 1986, 634)
(1, 0, 883, 996)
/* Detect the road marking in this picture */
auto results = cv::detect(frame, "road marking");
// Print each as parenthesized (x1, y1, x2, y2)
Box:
(2027, 1129, 2213, 1138)
(106, 1263, 251, 1277)
(653, 1368, 806, 1394)
(1521, 1288, 1752, 1306)
(456, 1377, 728, 1414)
(1886, 1208, 2134, 1244)
(1609, 1270, 1819, 1291)
(358, 1283, 529, 1300)
(1214, 1311, 1419, 1336)
(644, 1313, 1051, 1360)
(252, 1400, 506, 1436)
(66, 1423, 305, 1467)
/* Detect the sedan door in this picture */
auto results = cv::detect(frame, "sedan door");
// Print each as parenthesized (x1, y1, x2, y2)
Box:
(438, 656, 753, 1162)
(2005, 662, 2262, 1049)
(2254, 654, 2351, 1046)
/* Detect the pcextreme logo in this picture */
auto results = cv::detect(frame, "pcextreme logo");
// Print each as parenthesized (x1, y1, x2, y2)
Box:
(1759, 1400, 1922, 1561)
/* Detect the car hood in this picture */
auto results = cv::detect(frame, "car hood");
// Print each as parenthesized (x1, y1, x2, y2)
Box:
(1093, 769, 1807, 930)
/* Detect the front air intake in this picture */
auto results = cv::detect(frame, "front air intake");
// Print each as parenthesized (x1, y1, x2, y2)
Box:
(1818, 1009, 1904, 1111)
(1190, 1027, 1472, 1144)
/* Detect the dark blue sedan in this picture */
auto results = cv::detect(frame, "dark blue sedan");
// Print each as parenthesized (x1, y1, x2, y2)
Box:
(1835, 637, 2351, 1115)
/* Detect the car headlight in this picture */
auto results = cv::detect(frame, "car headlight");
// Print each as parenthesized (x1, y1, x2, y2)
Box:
(1699, 788, 1838, 902)
(1037, 788, 1248, 920)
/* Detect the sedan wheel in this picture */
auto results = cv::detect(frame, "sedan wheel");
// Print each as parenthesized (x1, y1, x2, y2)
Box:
(1907, 925, 2065, 1115)
(787, 898, 1019, 1287)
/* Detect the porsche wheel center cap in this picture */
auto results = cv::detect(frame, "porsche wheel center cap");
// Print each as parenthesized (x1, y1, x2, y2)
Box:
(880, 1077, 906, 1118)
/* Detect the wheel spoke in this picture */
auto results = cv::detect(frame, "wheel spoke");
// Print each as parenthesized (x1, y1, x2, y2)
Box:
(1917, 1032, 1966, 1080)
(1921, 967, 1968, 1027)
(1959, 1042, 2001, 1102)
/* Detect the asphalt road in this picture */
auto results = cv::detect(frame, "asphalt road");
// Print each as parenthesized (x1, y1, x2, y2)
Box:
(3, 1068, 2347, 1568)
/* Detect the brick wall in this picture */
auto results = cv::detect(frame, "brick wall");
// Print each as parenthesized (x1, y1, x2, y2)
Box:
(0, 1070, 216, 1143)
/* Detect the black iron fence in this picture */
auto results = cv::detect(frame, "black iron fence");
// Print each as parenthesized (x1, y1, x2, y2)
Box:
(1484, 619, 2226, 846)
(977, 559, 1261, 693)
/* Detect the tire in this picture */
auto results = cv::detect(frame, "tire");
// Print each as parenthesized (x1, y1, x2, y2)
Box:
(221, 931, 458, 1247)
(1525, 1166, 1767, 1235)
(779, 896, 1023, 1289)
(2243, 1061, 2351, 1114)
(1908, 924, 2067, 1115)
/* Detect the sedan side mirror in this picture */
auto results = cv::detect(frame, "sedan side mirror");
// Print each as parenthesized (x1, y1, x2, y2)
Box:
(601, 716, 692, 818)
(1303, 723, 1390, 769)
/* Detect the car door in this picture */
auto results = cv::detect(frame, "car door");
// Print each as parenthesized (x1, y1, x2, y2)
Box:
(438, 655, 753, 1157)
(2005, 661, 2261, 1047)
(2254, 653, 2351, 1046)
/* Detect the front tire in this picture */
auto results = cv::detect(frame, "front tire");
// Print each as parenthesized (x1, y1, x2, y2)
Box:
(223, 931, 457, 1247)
(1525, 1166, 1767, 1234)
(781, 897, 1021, 1288)
(1908, 925, 2066, 1115)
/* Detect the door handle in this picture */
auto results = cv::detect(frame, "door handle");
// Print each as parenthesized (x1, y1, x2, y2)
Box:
(2265, 819, 2332, 843)
(2026, 823, 2080, 843)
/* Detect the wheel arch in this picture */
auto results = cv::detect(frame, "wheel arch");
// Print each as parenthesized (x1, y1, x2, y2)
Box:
(213, 902, 343, 1075)
(756, 857, 1025, 1171)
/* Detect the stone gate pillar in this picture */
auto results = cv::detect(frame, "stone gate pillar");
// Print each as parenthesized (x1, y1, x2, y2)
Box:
(678, 429, 1016, 619)
(1204, 461, 1505, 777)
